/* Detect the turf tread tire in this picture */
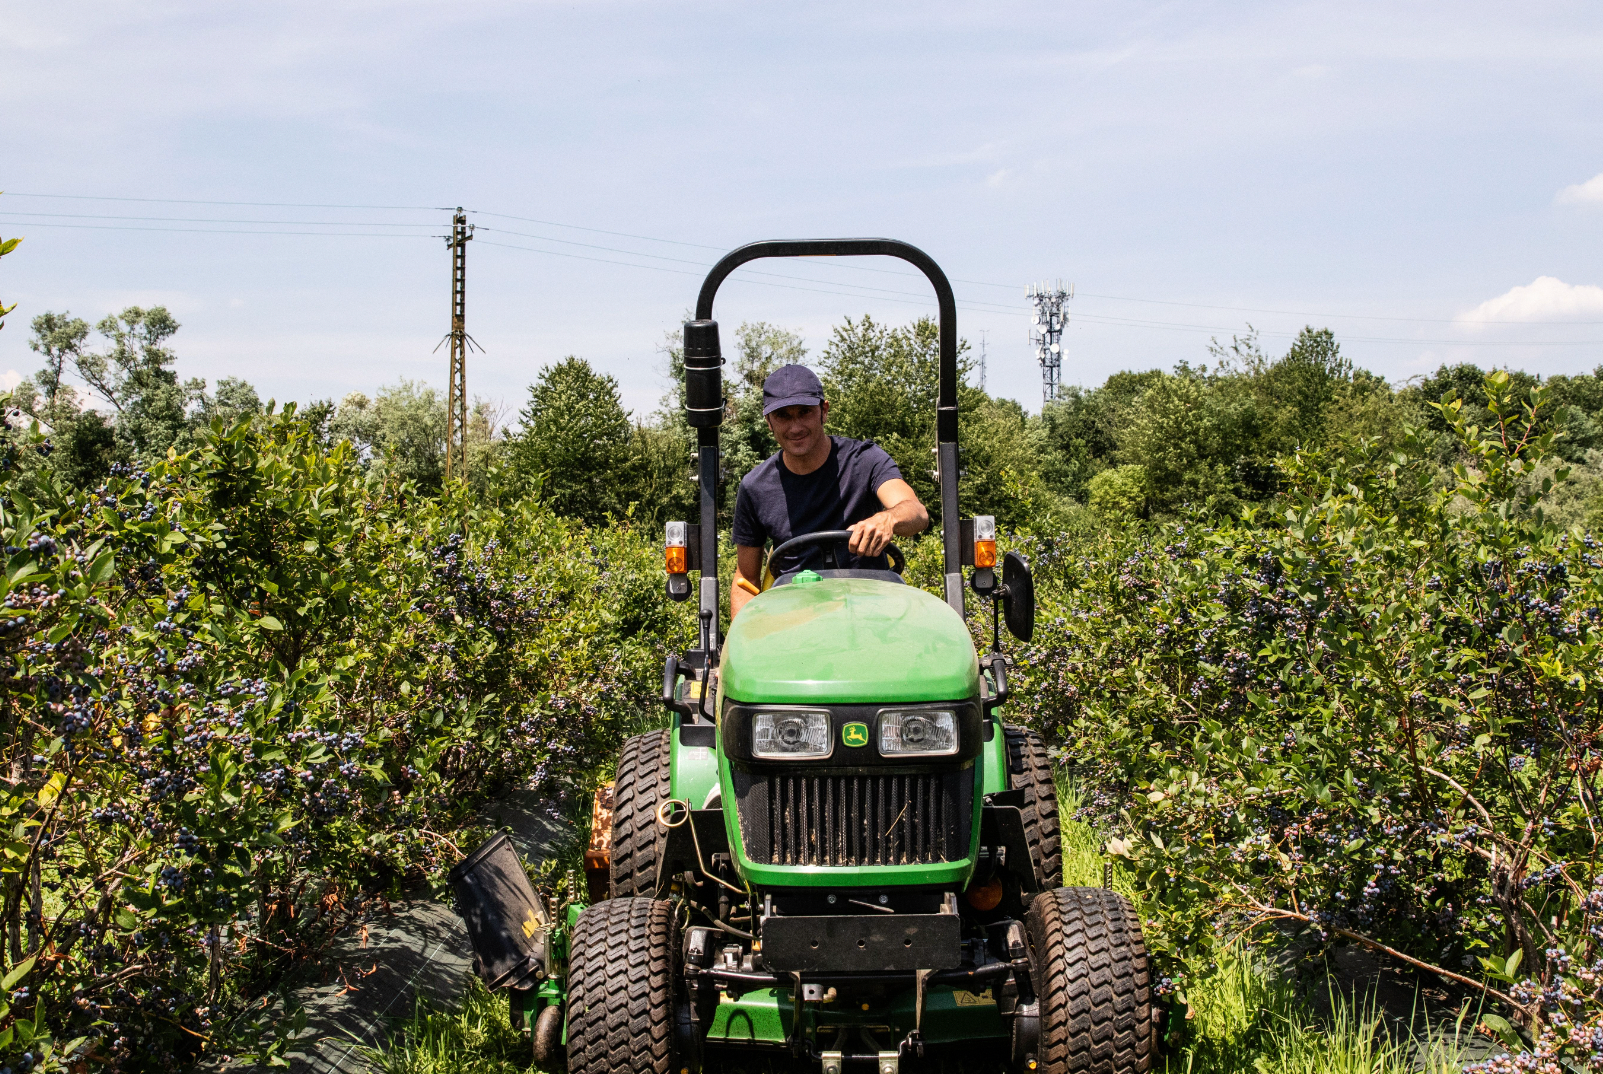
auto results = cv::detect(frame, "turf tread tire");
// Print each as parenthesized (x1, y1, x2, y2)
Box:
(610, 729, 671, 898)
(1007, 726, 1062, 889)
(566, 896, 676, 1074)
(1026, 886, 1152, 1073)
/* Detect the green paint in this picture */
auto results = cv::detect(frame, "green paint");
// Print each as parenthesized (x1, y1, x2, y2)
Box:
(706, 987, 792, 1043)
(981, 715, 1009, 795)
(718, 752, 981, 888)
(793, 570, 822, 584)
(841, 721, 869, 747)
(670, 717, 719, 807)
(721, 577, 979, 704)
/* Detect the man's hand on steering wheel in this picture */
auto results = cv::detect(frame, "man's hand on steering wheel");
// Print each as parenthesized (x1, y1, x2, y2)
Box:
(847, 511, 898, 558)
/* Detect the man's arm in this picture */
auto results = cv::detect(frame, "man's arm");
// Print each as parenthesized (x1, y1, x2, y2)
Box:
(731, 544, 764, 618)
(846, 478, 930, 557)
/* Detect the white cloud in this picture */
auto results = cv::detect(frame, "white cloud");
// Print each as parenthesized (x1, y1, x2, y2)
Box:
(0, 370, 20, 391)
(1457, 276, 1603, 325)
(1556, 172, 1603, 205)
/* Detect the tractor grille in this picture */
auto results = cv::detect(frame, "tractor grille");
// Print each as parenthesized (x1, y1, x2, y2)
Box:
(733, 769, 972, 867)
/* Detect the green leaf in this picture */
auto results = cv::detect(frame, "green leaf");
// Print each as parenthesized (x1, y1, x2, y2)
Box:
(87, 550, 116, 586)
(1, 953, 35, 991)
(257, 615, 284, 631)
(36, 772, 66, 809)
(1477, 1013, 1523, 1052)
(1504, 947, 1522, 978)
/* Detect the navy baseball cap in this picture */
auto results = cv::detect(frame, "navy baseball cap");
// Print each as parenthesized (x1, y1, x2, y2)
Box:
(762, 364, 825, 416)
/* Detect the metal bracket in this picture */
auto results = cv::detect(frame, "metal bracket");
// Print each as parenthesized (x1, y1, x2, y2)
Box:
(876, 1051, 900, 1074)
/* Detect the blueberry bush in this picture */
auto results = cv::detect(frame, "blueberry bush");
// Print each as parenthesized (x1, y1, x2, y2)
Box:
(1013, 371, 1603, 1069)
(0, 402, 680, 1070)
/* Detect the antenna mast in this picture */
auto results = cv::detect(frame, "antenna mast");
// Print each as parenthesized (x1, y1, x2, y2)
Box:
(1027, 280, 1072, 406)
(442, 207, 475, 481)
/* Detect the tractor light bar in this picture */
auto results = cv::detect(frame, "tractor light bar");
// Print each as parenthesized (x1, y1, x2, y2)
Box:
(973, 515, 997, 570)
(665, 521, 688, 575)
(752, 710, 833, 760)
(878, 709, 958, 757)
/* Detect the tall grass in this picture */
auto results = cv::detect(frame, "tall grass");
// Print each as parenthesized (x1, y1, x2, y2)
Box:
(362, 978, 544, 1074)
(1055, 774, 1478, 1074)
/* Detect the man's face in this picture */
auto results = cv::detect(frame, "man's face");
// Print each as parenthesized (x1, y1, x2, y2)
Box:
(766, 401, 829, 459)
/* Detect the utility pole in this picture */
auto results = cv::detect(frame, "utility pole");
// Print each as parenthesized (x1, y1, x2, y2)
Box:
(1027, 280, 1072, 406)
(441, 207, 475, 481)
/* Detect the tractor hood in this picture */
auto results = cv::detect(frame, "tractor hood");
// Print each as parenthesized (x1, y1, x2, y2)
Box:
(720, 577, 979, 705)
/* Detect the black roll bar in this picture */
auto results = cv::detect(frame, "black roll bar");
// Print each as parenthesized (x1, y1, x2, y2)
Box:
(692, 239, 965, 616)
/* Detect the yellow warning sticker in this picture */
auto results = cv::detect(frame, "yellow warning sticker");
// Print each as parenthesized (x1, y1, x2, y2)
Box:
(522, 914, 538, 938)
(953, 987, 994, 1006)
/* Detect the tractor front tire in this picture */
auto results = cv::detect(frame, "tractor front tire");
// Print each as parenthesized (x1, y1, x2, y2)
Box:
(567, 896, 678, 1074)
(1026, 887, 1151, 1073)
(1007, 726, 1062, 889)
(611, 729, 671, 897)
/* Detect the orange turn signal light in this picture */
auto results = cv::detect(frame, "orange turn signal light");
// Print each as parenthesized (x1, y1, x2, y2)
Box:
(665, 546, 687, 575)
(974, 539, 997, 569)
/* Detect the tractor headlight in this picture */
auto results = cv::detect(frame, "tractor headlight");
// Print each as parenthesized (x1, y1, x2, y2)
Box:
(878, 709, 958, 757)
(752, 711, 833, 760)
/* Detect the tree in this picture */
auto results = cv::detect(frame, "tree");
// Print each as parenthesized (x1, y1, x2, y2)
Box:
(27, 312, 89, 421)
(196, 376, 263, 428)
(328, 381, 446, 489)
(509, 357, 632, 523)
(74, 306, 207, 457)
(647, 320, 809, 527)
(1087, 464, 1148, 519)
(818, 315, 1046, 528)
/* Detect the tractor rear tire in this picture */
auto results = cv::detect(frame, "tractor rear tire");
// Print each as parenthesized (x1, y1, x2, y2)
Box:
(1025, 887, 1152, 1073)
(567, 896, 678, 1074)
(610, 729, 671, 898)
(1007, 726, 1062, 889)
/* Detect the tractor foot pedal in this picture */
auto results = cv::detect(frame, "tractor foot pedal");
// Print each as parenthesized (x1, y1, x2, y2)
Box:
(876, 1050, 900, 1074)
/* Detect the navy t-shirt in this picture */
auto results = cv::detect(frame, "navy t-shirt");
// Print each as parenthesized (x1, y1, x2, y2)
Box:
(733, 436, 904, 575)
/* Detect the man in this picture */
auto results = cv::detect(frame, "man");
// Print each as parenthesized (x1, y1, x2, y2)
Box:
(731, 364, 930, 617)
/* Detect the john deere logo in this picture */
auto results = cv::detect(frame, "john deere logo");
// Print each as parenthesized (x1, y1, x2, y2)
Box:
(842, 722, 869, 748)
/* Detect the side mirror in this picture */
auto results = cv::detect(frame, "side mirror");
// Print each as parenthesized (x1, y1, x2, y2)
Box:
(1002, 551, 1035, 643)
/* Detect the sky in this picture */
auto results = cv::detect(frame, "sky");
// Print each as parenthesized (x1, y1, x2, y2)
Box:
(1, 1, 1601, 418)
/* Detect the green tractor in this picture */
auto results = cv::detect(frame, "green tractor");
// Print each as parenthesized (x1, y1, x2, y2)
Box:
(454, 239, 1152, 1073)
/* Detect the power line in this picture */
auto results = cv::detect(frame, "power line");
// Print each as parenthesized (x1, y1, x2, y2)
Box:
(6, 190, 1601, 336)
(0, 220, 436, 238)
(470, 210, 726, 251)
(476, 237, 1025, 316)
(0, 211, 439, 227)
(1, 191, 450, 211)
(474, 225, 1027, 312)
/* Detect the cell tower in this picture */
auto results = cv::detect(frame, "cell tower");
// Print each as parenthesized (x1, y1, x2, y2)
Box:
(1027, 280, 1072, 406)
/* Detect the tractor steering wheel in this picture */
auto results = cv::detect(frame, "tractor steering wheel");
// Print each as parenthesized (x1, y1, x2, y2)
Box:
(764, 529, 906, 589)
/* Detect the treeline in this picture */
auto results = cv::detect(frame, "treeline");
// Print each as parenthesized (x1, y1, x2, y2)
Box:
(24, 304, 1603, 540)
